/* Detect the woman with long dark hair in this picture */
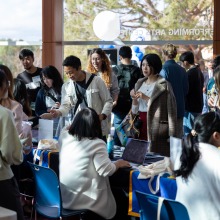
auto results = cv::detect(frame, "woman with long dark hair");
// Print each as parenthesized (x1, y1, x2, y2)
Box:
(35, 65, 63, 116)
(35, 65, 64, 136)
(175, 112, 220, 220)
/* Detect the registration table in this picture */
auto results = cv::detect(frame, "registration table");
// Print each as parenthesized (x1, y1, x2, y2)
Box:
(128, 170, 177, 217)
(30, 149, 177, 218)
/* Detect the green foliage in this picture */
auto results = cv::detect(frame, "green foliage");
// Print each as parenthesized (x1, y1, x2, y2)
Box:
(64, 0, 213, 62)
(0, 45, 41, 78)
(0, 0, 214, 77)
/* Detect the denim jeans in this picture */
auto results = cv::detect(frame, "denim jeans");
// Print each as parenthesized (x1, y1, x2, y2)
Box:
(202, 93, 209, 113)
(113, 111, 127, 146)
(183, 111, 200, 136)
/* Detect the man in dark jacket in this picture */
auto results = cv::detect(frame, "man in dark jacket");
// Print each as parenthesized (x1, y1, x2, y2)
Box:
(179, 51, 204, 135)
(112, 46, 142, 145)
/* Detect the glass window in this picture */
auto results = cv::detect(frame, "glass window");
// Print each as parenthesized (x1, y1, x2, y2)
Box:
(0, 1, 42, 42)
(64, 0, 213, 42)
(0, 1, 42, 77)
(63, 0, 214, 63)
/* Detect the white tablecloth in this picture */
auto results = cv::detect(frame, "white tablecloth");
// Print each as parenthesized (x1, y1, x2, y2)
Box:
(0, 207, 17, 220)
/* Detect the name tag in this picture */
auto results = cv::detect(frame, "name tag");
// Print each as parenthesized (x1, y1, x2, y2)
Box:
(26, 82, 40, 89)
(32, 76, 41, 83)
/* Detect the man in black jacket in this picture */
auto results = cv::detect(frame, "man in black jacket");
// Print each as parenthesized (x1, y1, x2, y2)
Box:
(179, 51, 204, 135)
(112, 46, 142, 145)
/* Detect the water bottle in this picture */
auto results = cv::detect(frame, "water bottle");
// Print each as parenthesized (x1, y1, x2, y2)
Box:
(107, 134, 114, 159)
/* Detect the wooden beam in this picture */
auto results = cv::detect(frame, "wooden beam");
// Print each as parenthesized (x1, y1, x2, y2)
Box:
(42, 0, 63, 75)
(213, 0, 220, 57)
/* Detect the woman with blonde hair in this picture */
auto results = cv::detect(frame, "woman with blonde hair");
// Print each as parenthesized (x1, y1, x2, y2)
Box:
(87, 48, 119, 108)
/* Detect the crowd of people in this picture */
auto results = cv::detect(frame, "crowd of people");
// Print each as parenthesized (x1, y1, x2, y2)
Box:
(1, 44, 220, 219)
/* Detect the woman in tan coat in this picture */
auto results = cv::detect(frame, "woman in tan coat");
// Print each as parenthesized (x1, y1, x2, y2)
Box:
(131, 53, 177, 156)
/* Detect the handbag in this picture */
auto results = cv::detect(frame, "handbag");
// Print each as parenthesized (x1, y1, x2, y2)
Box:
(116, 110, 143, 146)
(138, 157, 172, 194)
(33, 139, 59, 166)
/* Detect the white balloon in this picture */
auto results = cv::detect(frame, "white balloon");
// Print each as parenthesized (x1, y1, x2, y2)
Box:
(93, 11, 120, 41)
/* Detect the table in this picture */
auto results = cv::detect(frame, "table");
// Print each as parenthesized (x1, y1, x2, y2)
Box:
(128, 170, 177, 217)
(0, 207, 17, 220)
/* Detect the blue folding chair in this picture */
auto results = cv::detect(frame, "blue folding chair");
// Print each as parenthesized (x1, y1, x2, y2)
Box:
(28, 162, 88, 220)
(135, 190, 190, 220)
(162, 197, 190, 220)
(135, 190, 168, 220)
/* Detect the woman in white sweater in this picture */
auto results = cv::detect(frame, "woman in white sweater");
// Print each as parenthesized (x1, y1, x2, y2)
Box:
(174, 112, 220, 220)
(59, 107, 130, 219)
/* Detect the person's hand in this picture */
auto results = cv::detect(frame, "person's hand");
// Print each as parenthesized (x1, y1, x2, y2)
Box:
(19, 133, 32, 154)
(48, 109, 62, 118)
(114, 159, 131, 169)
(52, 102, 61, 109)
(130, 89, 136, 99)
(135, 91, 149, 101)
(40, 113, 53, 120)
(19, 133, 25, 140)
(208, 96, 215, 107)
(113, 101, 117, 108)
(99, 114, 107, 121)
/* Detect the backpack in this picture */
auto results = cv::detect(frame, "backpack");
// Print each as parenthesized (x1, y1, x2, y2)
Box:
(113, 64, 140, 112)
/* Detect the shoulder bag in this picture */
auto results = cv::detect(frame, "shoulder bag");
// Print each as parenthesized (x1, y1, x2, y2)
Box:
(116, 110, 143, 146)
(73, 74, 95, 115)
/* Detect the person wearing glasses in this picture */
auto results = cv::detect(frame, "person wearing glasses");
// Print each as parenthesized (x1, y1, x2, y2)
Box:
(42, 55, 113, 142)
(175, 112, 220, 220)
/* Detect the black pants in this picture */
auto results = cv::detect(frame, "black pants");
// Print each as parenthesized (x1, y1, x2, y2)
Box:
(0, 177, 24, 220)
(82, 211, 106, 220)
(109, 168, 133, 220)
